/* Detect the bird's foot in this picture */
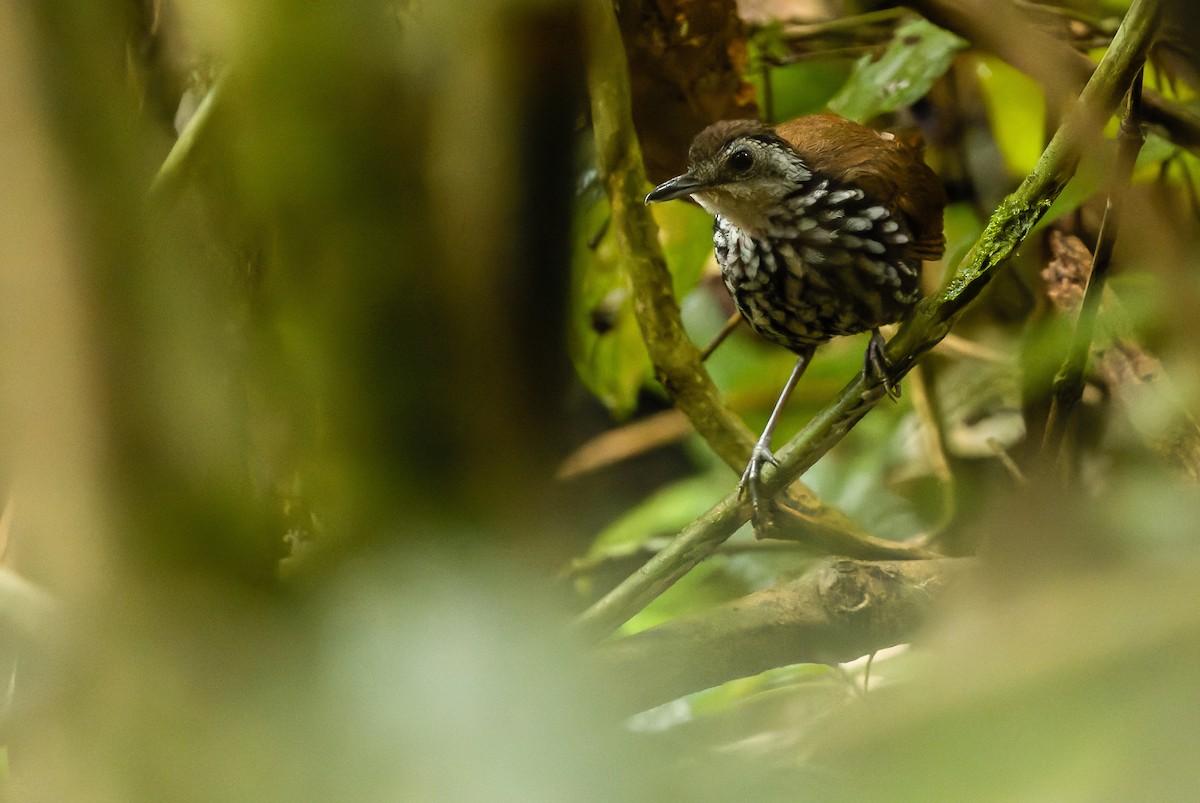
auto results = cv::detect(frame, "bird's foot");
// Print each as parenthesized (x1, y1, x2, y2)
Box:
(864, 329, 902, 400)
(738, 443, 781, 534)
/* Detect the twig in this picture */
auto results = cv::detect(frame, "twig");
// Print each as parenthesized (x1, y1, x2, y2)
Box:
(1041, 231, 1200, 481)
(1044, 69, 1147, 457)
(767, 501, 940, 559)
(148, 69, 227, 202)
(565, 536, 814, 582)
(1011, 0, 1121, 37)
(908, 365, 956, 530)
(699, 312, 743, 362)
(775, 7, 908, 41)
(987, 437, 1029, 485)
(574, 0, 1160, 641)
(762, 46, 888, 66)
(934, 333, 1012, 364)
(1098, 339, 1200, 481)
(555, 409, 690, 479)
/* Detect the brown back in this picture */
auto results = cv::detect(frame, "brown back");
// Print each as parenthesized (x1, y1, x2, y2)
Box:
(774, 114, 946, 262)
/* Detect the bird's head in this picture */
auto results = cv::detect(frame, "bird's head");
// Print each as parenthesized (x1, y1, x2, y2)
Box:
(645, 120, 812, 237)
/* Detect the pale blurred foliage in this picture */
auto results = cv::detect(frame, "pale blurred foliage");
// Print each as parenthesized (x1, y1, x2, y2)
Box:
(0, 0, 655, 800)
(0, 3, 113, 600)
(16, 553, 665, 802)
(3, 0, 1200, 801)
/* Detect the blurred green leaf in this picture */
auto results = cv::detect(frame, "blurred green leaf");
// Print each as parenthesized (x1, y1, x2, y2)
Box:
(588, 470, 731, 559)
(620, 558, 750, 634)
(630, 662, 847, 732)
(567, 193, 653, 417)
(828, 18, 967, 122)
(568, 181, 717, 418)
(801, 402, 929, 540)
(973, 54, 1046, 177)
(942, 201, 985, 270)
(746, 20, 789, 67)
(1133, 132, 1182, 181)
(651, 198, 715, 298)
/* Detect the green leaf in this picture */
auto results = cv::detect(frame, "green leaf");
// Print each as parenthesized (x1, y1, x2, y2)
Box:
(828, 18, 967, 122)
(942, 200, 985, 269)
(1133, 132, 1181, 181)
(587, 471, 731, 559)
(651, 199, 714, 299)
(568, 175, 716, 418)
(620, 559, 749, 634)
(567, 192, 653, 418)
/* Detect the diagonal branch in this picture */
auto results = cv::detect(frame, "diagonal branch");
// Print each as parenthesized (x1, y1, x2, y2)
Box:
(574, 0, 1161, 641)
(1044, 69, 1147, 456)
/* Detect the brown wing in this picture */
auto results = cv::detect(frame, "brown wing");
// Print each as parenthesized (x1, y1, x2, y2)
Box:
(774, 114, 946, 262)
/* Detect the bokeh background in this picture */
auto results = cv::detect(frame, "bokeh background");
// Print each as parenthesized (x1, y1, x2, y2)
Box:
(2, 0, 1200, 800)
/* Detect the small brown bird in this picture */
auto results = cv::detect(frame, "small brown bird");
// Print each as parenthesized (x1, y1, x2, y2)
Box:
(646, 113, 945, 516)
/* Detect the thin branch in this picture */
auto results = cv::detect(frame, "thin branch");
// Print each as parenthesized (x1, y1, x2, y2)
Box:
(699, 311, 742, 362)
(767, 502, 941, 559)
(775, 7, 908, 39)
(769, 8, 913, 67)
(1011, 0, 1122, 37)
(555, 409, 690, 479)
(1044, 68, 1147, 456)
(574, 0, 1160, 641)
(1101, 339, 1200, 480)
(1144, 95, 1200, 158)
(908, 364, 957, 531)
(1040, 231, 1200, 481)
(988, 437, 1030, 485)
(148, 70, 227, 202)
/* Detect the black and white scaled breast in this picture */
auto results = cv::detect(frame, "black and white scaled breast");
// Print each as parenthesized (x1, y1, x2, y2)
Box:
(709, 176, 922, 353)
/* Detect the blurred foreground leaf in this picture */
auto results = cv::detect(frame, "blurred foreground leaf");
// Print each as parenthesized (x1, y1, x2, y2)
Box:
(587, 470, 731, 559)
(568, 192, 653, 417)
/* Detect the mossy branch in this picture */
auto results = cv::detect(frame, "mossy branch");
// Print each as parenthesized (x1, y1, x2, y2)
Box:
(574, 0, 1161, 641)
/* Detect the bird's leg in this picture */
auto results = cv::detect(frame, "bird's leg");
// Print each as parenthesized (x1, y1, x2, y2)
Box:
(864, 328, 901, 400)
(738, 350, 812, 527)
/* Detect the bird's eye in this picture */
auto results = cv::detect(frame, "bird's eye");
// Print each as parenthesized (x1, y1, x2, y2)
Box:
(727, 148, 754, 173)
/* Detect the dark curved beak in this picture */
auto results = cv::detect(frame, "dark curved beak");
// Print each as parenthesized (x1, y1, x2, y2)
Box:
(645, 173, 704, 204)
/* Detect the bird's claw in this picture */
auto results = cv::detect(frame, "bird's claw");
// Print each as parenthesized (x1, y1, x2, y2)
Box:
(738, 443, 780, 533)
(864, 330, 901, 400)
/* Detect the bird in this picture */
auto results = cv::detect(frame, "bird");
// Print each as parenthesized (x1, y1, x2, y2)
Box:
(645, 113, 946, 522)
